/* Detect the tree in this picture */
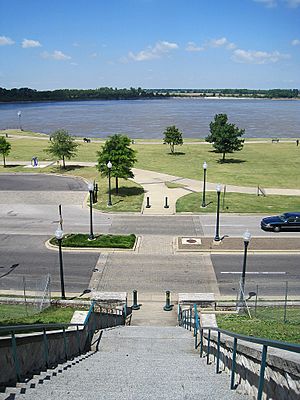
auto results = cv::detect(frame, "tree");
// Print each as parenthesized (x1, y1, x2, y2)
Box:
(0, 136, 11, 167)
(206, 114, 245, 161)
(163, 125, 183, 154)
(46, 129, 78, 168)
(97, 134, 137, 194)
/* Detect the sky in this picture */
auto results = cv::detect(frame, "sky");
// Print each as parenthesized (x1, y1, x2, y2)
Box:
(0, 0, 300, 90)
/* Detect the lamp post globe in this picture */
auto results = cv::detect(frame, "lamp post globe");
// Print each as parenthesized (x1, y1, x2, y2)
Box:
(17, 111, 22, 130)
(55, 228, 66, 299)
(214, 184, 222, 241)
(107, 161, 112, 207)
(239, 230, 252, 310)
(88, 182, 94, 240)
(201, 161, 207, 208)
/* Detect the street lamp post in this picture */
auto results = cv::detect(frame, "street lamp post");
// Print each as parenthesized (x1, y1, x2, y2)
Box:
(55, 228, 66, 300)
(17, 111, 22, 131)
(88, 182, 94, 240)
(238, 230, 252, 309)
(214, 184, 222, 241)
(201, 161, 207, 208)
(107, 161, 112, 207)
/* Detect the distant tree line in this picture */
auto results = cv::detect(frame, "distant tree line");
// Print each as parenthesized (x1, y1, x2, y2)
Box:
(0, 87, 168, 102)
(154, 88, 299, 99)
(1, 87, 299, 102)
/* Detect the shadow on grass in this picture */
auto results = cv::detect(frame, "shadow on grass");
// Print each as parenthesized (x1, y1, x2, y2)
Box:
(168, 152, 186, 156)
(111, 187, 144, 197)
(49, 165, 86, 172)
(2, 164, 22, 168)
(217, 158, 246, 164)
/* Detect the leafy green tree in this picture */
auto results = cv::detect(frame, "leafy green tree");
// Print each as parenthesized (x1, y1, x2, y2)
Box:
(163, 125, 183, 154)
(206, 114, 245, 162)
(0, 136, 11, 167)
(46, 129, 78, 168)
(97, 134, 137, 194)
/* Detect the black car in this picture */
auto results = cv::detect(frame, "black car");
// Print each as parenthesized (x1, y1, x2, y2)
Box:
(261, 212, 300, 232)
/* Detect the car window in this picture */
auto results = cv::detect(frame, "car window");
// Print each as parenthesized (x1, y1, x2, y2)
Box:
(279, 214, 286, 221)
(288, 217, 295, 223)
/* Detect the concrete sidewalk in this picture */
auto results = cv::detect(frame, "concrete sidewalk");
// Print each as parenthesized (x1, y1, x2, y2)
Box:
(131, 168, 300, 215)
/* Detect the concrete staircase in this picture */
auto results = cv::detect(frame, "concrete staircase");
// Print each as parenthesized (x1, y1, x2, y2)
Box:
(3, 326, 249, 400)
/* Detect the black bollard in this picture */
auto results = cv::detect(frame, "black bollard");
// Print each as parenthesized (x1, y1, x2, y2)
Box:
(163, 290, 173, 311)
(132, 290, 140, 310)
(145, 196, 151, 208)
(164, 197, 169, 209)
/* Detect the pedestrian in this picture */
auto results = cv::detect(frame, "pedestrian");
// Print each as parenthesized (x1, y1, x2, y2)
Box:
(296, 139, 299, 147)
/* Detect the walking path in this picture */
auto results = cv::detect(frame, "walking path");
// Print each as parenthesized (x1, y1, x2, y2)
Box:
(3, 161, 300, 215)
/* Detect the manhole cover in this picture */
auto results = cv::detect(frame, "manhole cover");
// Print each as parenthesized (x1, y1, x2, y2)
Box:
(182, 237, 202, 245)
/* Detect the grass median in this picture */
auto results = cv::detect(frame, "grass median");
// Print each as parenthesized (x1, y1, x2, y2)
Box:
(50, 233, 136, 249)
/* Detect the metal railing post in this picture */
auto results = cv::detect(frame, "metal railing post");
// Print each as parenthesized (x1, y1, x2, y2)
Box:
(257, 345, 268, 400)
(63, 327, 68, 361)
(206, 329, 211, 364)
(216, 331, 221, 374)
(200, 329, 203, 357)
(76, 325, 81, 355)
(230, 338, 238, 390)
(43, 328, 49, 368)
(11, 332, 21, 381)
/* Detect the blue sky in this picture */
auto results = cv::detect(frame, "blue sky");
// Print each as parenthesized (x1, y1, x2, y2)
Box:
(0, 0, 300, 90)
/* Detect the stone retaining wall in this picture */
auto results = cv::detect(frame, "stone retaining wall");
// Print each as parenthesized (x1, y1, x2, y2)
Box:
(0, 312, 125, 389)
(201, 331, 300, 400)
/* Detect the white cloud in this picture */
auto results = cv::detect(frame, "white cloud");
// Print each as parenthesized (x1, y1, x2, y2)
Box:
(254, 0, 277, 7)
(128, 40, 178, 61)
(232, 49, 289, 64)
(209, 37, 236, 50)
(22, 39, 41, 48)
(41, 50, 71, 60)
(0, 36, 14, 46)
(285, 0, 300, 7)
(90, 52, 98, 58)
(70, 62, 78, 66)
(291, 39, 300, 45)
(185, 42, 204, 52)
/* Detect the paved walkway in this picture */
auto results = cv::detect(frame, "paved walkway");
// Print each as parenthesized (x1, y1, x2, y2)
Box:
(3, 161, 300, 215)
(131, 168, 300, 215)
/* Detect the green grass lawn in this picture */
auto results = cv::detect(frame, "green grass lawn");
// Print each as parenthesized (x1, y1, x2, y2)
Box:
(217, 307, 300, 343)
(176, 191, 300, 213)
(2, 137, 300, 189)
(0, 304, 81, 326)
(50, 233, 136, 248)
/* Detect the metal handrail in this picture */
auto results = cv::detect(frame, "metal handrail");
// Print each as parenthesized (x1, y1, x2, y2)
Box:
(178, 304, 300, 400)
(0, 301, 127, 387)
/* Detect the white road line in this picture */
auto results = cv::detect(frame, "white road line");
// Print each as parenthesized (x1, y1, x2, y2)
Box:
(221, 271, 287, 275)
(203, 224, 246, 227)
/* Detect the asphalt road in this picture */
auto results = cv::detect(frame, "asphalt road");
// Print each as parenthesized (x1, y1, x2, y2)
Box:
(0, 235, 99, 294)
(0, 174, 299, 297)
(211, 254, 300, 297)
(0, 173, 87, 191)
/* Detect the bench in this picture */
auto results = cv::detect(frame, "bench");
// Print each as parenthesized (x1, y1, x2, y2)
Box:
(272, 138, 279, 143)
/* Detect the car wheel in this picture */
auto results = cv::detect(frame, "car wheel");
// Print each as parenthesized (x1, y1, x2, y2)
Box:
(274, 226, 281, 232)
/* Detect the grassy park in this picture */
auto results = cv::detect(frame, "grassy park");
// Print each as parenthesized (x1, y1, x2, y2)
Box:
(0, 130, 299, 213)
